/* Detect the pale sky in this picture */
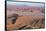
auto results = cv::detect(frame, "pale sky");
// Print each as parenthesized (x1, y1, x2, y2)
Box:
(7, 1, 45, 8)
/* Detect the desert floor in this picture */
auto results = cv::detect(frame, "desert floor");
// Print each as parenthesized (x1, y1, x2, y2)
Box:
(6, 6, 45, 31)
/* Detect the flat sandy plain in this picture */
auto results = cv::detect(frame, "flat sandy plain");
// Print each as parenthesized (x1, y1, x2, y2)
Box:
(7, 5, 45, 30)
